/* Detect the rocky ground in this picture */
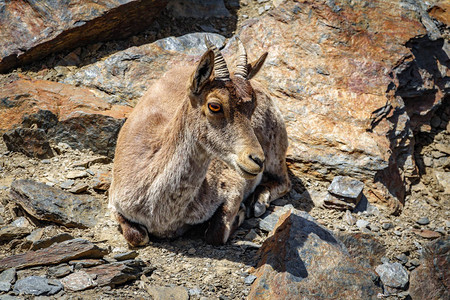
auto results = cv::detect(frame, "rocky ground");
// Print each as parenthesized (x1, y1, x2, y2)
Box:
(0, 0, 449, 299)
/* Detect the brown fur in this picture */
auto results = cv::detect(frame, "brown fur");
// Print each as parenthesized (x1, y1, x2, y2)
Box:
(109, 45, 290, 246)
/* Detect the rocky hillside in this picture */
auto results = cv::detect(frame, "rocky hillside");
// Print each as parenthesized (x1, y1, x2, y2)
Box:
(0, 0, 448, 299)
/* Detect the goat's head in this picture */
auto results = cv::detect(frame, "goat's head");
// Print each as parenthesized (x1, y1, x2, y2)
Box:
(188, 38, 268, 179)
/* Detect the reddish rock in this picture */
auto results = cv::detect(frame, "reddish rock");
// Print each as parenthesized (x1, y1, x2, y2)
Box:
(0, 77, 131, 133)
(0, 77, 132, 157)
(84, 259, 146, 287)
(428, 2, 450, 25)
(0, 238, 108, 271)
(91, 170, 111, 191)
(412, 229, 442, 239)
(248, 209, 381, 299)
(0, 0, 168, 73)
(409, 237, 449, 300)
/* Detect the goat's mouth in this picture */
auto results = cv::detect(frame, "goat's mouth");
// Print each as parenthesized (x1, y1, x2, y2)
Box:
(237, 164, 261, 179)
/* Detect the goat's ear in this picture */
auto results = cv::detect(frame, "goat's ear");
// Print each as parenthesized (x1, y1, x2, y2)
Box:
(246, 52, 268, 80)
(191, 50, 214, 94)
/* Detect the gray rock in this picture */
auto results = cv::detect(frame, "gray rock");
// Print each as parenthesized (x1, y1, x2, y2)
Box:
(31, 233, 74, 250)
(382, 222, 393, 230)
(0, 225, 31, 242)
(343, 210, 356, 226)
(417, 217, 430, 225)
(258, 204, 294, 232)
(60, 271, 97, 291)
(0, 268, 16, 292)
(13, 276, 63, 296)
(10, 179, 103, 228)
(356, 219, 369, 230)
(375, 262, 409, 289)
(113, 251, 139, 261)
(10, 217, 30, 228)
(244, 275, 257, 285)
(47, 264, 72, 278)
(59, 179, 75, 189)
(396, 253, 408, 265)
(328, 176, 364, 200)
(66, 170, 88, 179)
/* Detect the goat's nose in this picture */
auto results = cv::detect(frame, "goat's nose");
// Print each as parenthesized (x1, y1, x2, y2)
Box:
(249, 153, 265, 169)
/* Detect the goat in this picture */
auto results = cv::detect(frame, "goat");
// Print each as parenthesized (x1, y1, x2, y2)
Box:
(109, 38, 291, 246)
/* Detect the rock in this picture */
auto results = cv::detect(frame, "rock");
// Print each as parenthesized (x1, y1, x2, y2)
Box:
(72, 156, 111, 168)
(0, 77, 131, 157)
(356, 219, 370, 230)
(69, 259, 105, 269)
(84, 259, 146, 287)
(10, 179, 104, 228)
(47, 264, 73, 278)
(60, 271, 97, 291)
(375, 262, 409, 292)
(328, 176, 364, 201)
(146, 284, 189, 300)
(396, 253, 408, 265)
(10, 217, 30, 228)
(63, 32, 226, 104)
(409, 237, 449, 300)
(244, 275, 257, 285)
(113, 251, 139, 261)
(59, 179, 75, 189)
(258, 204, 294, 232)
(323, 193, 356, 210)
(0, 225, 31, 242)
(343, 210, 356, 225)
(249, 209, 381, 299)
(412, 229, 442, 239)
(31, 233, 74, 250)
(66, 170, 89, 179)
(69, 183, 89, 194)
(336, 233, 386, 268)
(0, 268, 16, 292)
(0, 0, 168, 72)
(382, 222, 393, 230)
(166, 0, 230, 18)
(0, 238, 108, 271)
(2, 128, 54, 159)
(13, 276, 62, 296)
(91, 170, 111, 191)
(417, 217, 430, 225)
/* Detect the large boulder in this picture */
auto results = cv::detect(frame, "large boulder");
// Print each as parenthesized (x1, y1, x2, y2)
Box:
(248, 208, 382, 299)
(0, 0, 168, 73)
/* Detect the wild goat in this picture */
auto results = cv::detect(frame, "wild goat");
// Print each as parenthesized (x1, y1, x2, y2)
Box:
(109, 38, 291, 246)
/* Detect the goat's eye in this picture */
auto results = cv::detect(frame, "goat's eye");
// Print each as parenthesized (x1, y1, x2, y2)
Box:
(208, 103, 222, 113)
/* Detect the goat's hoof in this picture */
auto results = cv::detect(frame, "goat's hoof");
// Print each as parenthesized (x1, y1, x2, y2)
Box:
(253, 201, 267, 217)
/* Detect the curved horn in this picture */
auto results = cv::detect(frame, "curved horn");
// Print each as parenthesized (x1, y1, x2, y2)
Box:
(205, 37, 230, 81)
(234, 38, 248, 79)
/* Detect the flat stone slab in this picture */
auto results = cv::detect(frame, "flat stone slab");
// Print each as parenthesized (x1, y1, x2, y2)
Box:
(0, 225, 31, 242)
(13, 276, 63, 296)
(60, 271, 97, 291)
(10, 179, 103, 228)
(328, 176, 365, 201)
(84, 259, 146, 287)
(0, 238, 108, 271)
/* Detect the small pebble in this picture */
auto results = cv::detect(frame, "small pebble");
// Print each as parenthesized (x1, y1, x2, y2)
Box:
(369, 224, 380, 232)
(258, 7, 265, 15)
(416, 217, 430, 225)
(343, 210, 356, 226)
(394, 230, 402, 236)
(356, 219, 369, 229)
(188, 248, 196, 255)
(395, 253, 408, 265)
(244, 275, 257, 285)
(382, 222, 393, 230)
(41, 159, 51, 164)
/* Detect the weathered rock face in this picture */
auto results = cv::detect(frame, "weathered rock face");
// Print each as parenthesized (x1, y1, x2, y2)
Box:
(0, 76, 131, 157)
(0, 0, 168, 73)
(234, 0, 448, 213)
(248, 208, 382, 299)
(409, 237, 450, 300)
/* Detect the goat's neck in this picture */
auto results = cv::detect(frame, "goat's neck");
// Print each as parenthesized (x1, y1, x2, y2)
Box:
(149, 100, 210, 199)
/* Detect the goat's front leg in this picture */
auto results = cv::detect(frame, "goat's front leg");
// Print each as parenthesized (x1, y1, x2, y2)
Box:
(205, 196, 245, 246)
(245, 162, 291, 217)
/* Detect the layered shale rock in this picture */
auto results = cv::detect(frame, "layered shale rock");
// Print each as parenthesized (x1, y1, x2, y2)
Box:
(0, 0, 168, 73)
